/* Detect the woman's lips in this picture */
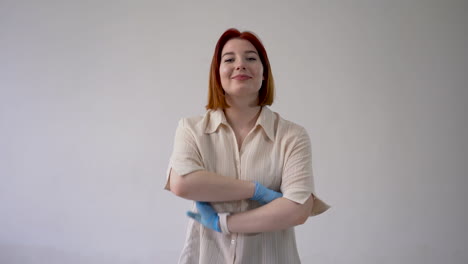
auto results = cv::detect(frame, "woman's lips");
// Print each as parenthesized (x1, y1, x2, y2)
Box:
(232, 75, 251, 80)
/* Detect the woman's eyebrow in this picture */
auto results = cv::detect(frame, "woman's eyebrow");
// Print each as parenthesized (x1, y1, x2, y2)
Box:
(221, 50, 258, 57)
(245, 50, 258, 55)
(221, 52, 234, 58)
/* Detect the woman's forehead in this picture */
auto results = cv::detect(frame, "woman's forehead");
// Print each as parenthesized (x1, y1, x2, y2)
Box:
(222, 38, 258, 53)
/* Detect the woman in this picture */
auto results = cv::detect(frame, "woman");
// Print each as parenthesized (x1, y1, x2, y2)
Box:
(165, 28, 330, 264)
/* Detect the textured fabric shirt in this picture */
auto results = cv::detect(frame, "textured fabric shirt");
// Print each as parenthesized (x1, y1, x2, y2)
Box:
(165, 106, 330, 264)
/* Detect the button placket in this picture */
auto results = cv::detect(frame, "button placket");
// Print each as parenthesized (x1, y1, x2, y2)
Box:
(227, 125, 242, 178)
(229, 234, 238, 264)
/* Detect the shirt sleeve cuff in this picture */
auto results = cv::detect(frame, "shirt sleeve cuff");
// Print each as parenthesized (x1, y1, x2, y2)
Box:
(283, 189, 331, 217)
(164, 166, 205, 191)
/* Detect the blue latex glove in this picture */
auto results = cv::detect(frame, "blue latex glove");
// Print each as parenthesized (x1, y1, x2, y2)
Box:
(187, 201, 221, 232)
(250, 181, 283, 205)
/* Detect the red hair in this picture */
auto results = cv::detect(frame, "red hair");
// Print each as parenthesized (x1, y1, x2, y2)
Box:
(206, 28, 275, 109)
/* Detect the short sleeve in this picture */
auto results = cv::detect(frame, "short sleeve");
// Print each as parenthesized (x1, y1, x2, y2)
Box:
(164, 119, 205, 191)
(281, 127, 330, 216)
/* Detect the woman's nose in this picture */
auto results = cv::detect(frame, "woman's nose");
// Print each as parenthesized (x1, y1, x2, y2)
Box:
(235, 64, 246, 70)
(235, 59, 246, 70)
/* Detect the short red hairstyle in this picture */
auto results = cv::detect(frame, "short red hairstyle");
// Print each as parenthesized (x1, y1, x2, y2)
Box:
(206, 28, 275, 109)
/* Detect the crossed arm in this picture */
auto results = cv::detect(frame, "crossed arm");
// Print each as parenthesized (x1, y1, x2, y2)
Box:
(169, 169, 314, 234)
(227, 195, 314, 233)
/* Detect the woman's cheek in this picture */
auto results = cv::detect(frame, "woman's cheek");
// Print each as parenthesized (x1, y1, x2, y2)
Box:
(220, 65, 230, 76)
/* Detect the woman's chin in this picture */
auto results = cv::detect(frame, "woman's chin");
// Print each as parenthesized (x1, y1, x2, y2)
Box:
(225, 88, 260, 98)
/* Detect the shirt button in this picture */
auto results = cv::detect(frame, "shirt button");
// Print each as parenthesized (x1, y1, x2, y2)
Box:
(231, 239, 236, 245)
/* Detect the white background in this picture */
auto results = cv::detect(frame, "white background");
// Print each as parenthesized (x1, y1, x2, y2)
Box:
(1, 0, 467, 263)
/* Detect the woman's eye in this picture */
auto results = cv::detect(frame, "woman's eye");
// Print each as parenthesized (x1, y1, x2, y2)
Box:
(224, 58, 234, 63)
(247, 57, 257, 61)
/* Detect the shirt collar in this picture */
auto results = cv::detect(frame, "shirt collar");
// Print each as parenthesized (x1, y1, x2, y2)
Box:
(204, 106, 275, 141)
(255, 106, 275, 141)
(203, 108, 229, 134)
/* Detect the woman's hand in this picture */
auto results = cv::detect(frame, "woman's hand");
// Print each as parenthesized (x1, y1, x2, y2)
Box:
(250, 181, 283, 205)
(187, 202, 221, 232)
(186, 183, 282, 233)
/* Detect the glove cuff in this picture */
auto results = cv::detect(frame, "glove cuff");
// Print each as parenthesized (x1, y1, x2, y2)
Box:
(251, 181, 262, 201)
(218, 213, 231, 235)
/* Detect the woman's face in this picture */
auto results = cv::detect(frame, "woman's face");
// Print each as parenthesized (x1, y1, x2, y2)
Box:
(219, 38, 264, 101)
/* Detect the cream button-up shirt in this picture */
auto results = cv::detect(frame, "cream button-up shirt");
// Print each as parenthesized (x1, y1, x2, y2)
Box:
(165, 106, 330, 264)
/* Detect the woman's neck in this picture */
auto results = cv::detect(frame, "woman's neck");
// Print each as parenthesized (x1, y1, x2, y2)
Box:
(223, 96, 262, 131)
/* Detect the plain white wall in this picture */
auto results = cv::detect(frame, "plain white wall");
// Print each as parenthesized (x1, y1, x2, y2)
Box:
(1, 0, 467, 263)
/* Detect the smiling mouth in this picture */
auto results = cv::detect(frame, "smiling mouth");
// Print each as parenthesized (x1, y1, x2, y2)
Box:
(232, 75, 251, 80)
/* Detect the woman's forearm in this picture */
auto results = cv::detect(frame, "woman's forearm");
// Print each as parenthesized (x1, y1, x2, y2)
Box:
(226, 195, 314, 233)
(169, 169, 255, 202)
